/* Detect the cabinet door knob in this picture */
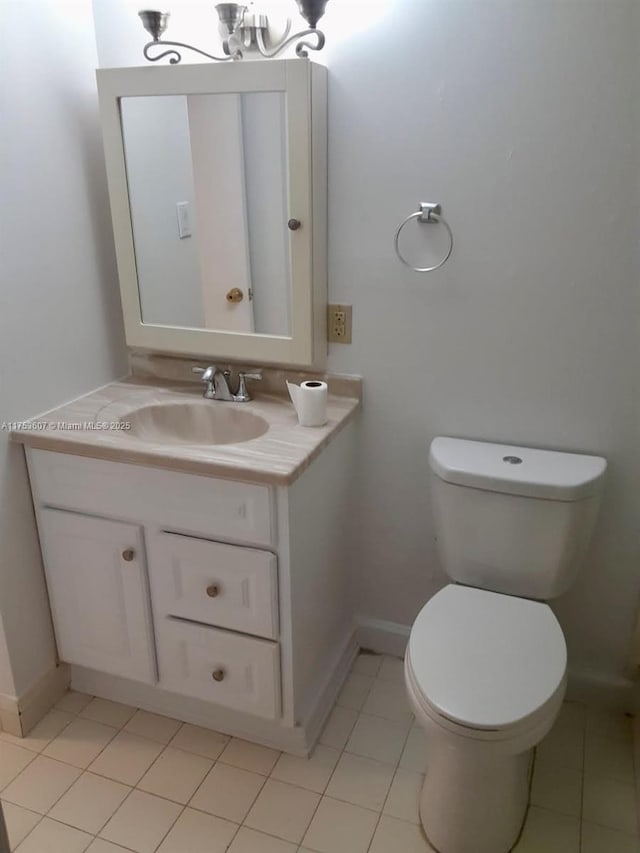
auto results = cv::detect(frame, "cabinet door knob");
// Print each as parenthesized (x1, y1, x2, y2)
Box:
(288, 218, 301, 231)
(212, 668, 226, 682)
(206, 584, 220, 598)
(122, 549, 135, 562)
(226, 287, 244, 303)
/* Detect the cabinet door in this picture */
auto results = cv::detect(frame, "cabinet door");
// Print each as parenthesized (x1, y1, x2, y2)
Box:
(38, 508, 156, 684)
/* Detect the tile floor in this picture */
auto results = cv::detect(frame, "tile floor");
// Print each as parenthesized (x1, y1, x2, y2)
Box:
(0, 653, 637, 852)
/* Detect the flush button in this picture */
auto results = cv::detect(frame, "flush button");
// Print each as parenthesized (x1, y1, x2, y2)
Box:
(503, 455, 523, 465)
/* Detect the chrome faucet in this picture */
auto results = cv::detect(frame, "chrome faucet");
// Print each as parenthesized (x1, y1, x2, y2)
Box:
(192, 365, 262, 402)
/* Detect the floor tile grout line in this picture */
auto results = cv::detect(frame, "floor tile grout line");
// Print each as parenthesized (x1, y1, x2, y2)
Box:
(2, 753, 81, 823)
(300, 794, 381, 853)
(43, 718, 121, 771)
(577, 811, 640, 838)
(268, 742, 339, 850)
(302, 656, 411, 853)
(44, 712, 182, 784)
(50, 771, 134, 839)
(299, 662, 384, 852)
(241, 814, 316, 849)
(335, 700, 414, 728)
(94, 782, 182, 850)
(364, 704, 418, 853)
(149, 799, 187, 853)
(183, 752, 268, 827)
(12, 813, 45, 853)
(134, 737, 215, 801)
(6, 704, 151, 849)
(222, 815, 243, 852)
(0, 747, 39, 796)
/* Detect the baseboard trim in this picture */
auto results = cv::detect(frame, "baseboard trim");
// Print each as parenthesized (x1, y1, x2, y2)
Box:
(565, 668, 639, 712)
(0, 663, 70, 736)
(355, 616, 410, 658)
(0, 692, 21, 736)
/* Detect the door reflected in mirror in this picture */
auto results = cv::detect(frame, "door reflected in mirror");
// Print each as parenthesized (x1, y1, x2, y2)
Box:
(120, 92, 291, 336)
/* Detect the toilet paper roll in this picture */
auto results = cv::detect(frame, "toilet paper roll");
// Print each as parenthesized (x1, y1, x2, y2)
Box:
(286, 380, 328, 427)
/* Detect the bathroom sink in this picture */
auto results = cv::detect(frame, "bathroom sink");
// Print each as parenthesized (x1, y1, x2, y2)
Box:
(122, 401, 269, 446)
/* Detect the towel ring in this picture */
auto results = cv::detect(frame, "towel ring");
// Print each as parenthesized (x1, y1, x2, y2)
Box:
(394, 202, 454, 273)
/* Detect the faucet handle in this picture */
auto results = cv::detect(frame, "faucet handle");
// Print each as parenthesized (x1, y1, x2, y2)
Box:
(193, 364, 220, 382)
(192, 365, 217, 398)
(235, 371, 262, 402)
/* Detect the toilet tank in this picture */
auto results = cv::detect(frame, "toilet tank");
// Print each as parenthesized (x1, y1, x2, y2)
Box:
(429, 437, 607, 600)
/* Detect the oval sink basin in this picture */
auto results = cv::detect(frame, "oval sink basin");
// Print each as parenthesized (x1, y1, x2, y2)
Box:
(123, 402, 269, 446)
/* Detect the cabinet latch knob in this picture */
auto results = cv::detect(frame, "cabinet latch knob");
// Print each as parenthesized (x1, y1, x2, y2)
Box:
(122, 548, 135, 562)
(226, 287, 244, 303)
(206, 584, 220, 598)
(212, 668, 226, 682)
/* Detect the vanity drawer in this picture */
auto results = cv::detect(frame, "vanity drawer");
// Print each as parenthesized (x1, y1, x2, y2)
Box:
(27, 449, 275, 547)
(148, 531, 278, 639)
(156, 618, 281, 720)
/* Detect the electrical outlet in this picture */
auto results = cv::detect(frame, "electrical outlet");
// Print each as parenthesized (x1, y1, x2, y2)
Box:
(328, 304, 352, 343)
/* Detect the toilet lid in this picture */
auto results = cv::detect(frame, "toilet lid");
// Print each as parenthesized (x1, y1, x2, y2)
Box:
(408, 585, 567, 730)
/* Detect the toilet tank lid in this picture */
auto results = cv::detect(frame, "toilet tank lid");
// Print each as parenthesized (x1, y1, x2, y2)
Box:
(429, 437, 606, 501)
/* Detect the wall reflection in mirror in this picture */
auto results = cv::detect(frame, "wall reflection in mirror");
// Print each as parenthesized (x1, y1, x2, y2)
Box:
(120, 92, 291, 337)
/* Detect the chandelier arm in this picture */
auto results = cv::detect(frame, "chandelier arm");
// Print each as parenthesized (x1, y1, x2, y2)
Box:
(142, 39, 241, 64)
(255, 26, 324, 59)
(295, 29, 325, 57)
(255, 17, 292, 58)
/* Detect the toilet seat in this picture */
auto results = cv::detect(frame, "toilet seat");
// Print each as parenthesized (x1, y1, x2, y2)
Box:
(408, 584, 567, 732)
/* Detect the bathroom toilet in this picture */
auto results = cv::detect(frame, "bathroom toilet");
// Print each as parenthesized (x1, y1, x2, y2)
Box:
(405, 437, 606, 853)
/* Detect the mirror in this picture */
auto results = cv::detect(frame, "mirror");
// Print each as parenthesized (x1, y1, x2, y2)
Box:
(98, 60, 327, 367)
(121, 92, 291, 336)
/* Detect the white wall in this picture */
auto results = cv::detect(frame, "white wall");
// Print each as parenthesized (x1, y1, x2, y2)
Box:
(92, 0, 640, 694)
(0, 0, 127, 698)
(321, 0, 640, 691)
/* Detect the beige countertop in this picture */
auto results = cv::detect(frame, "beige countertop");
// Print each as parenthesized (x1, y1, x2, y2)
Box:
(10, 378, 361, 486)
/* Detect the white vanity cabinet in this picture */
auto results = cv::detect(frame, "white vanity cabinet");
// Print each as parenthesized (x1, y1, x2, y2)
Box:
(24, 425, 355, 754)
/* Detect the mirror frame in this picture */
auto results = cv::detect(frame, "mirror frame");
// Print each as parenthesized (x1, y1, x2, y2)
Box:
(97, 59, 327, 368)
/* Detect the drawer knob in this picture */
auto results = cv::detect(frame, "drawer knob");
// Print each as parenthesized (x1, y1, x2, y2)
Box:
(206, 584, 220, 598)
(212, 668, 226, 682)
(122, 549, 135, 562)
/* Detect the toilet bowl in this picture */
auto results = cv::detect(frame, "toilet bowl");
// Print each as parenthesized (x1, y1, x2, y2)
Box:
(406, 437, 606, 853)
(405, 585, 566, 853)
